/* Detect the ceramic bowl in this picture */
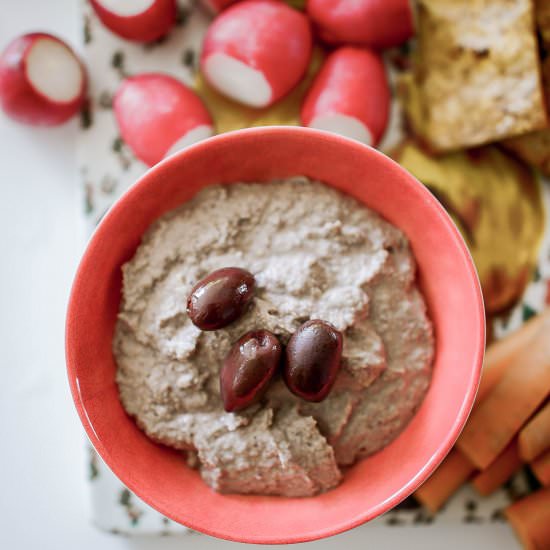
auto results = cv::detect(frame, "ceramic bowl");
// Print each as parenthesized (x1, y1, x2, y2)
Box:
(66, 126, 485, 544)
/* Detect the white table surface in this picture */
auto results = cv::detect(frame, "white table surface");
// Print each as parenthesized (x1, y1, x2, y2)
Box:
(0, 1, 520, 548)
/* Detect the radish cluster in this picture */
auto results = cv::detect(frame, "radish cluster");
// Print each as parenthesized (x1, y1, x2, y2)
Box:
(199, 0, 407, 145)
(0, 0, 414, 156)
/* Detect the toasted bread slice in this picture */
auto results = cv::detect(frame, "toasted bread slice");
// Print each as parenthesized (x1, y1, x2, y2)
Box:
(410, 0, 547, 152)
(502, 57, 550, 175)
(536, 0, 550, 50)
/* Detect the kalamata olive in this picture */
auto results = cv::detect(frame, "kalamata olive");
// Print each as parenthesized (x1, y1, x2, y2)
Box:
(220, 330, 282, 412)
(187, 267, 255, 330)
(283, 320, 343, 402)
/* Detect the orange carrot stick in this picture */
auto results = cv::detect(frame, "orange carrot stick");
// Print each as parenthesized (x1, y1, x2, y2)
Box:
(505, 487, 550, 550)
(457, 312, 550, 469)
(519, 401, 550, 462)
(414, 449, 476, 513)
(472, 440, 522, 496)
(478, 309, 550, 401)
(531, 449, 550, 486)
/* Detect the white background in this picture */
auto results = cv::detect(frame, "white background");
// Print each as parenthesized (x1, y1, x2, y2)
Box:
(0, 1, 520, 548)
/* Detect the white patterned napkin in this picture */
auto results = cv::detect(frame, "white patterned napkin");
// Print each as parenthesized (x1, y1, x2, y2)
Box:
(77, 0, 550, 535)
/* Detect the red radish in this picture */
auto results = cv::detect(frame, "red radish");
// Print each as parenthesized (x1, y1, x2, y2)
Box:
(301, 47, 390, 146)
(307, 0, 414, 49)
(200, 0, 239, 14)
(90, 0, 177, 43)
(201, 0, 312, 108)
(114, 73, 214, 167)
(0, 33, 86, 126)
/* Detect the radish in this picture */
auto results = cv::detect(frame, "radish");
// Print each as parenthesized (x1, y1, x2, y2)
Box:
(90, 0, 177, 43)
(200, 0, 239, 14)
(201, 0, 312, 108)
(307, 0, 414, 49)
(301, 47, 390, 146)
(114, 73, 214, 166)
(0, 33, 86, 126)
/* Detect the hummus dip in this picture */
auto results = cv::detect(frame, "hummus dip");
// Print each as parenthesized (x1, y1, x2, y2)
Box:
(114, 177, 434, 497)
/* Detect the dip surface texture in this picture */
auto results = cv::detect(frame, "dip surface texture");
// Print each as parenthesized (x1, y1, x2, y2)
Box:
(114, 178, 434, 496)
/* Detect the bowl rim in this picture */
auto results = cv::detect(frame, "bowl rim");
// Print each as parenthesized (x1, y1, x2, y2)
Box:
(66, 126, 485, 544)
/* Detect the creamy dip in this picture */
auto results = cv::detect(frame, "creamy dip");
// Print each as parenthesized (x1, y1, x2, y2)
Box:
(114, 177, 434, 497)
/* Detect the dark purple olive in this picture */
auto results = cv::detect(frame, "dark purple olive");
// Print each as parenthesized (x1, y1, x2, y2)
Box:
(187, 267, 255, 330)
(283, 320, 343, 402)
(220, 330, 282, 412)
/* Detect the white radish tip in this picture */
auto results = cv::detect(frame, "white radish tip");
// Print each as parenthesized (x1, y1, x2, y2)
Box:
(203, 53, 272, 108)
(26, 38, 83, 103)
(96, 0, 156, 16)
(164, 125, 214, 158)
(308, 113, 373, 146)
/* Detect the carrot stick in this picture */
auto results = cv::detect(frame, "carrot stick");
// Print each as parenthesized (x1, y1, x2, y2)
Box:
(531, 449, 550, 486)
(505, 487, 550, 550)
(414, 449, 476, 513)
(478, 309, 550, 401)
(519, 401, 550, 462)
(457, 312, 550, 469)
(472, 440, 522, 496)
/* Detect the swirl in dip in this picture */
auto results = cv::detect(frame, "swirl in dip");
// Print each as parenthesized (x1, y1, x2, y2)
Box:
(114, 177, 434, 497)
